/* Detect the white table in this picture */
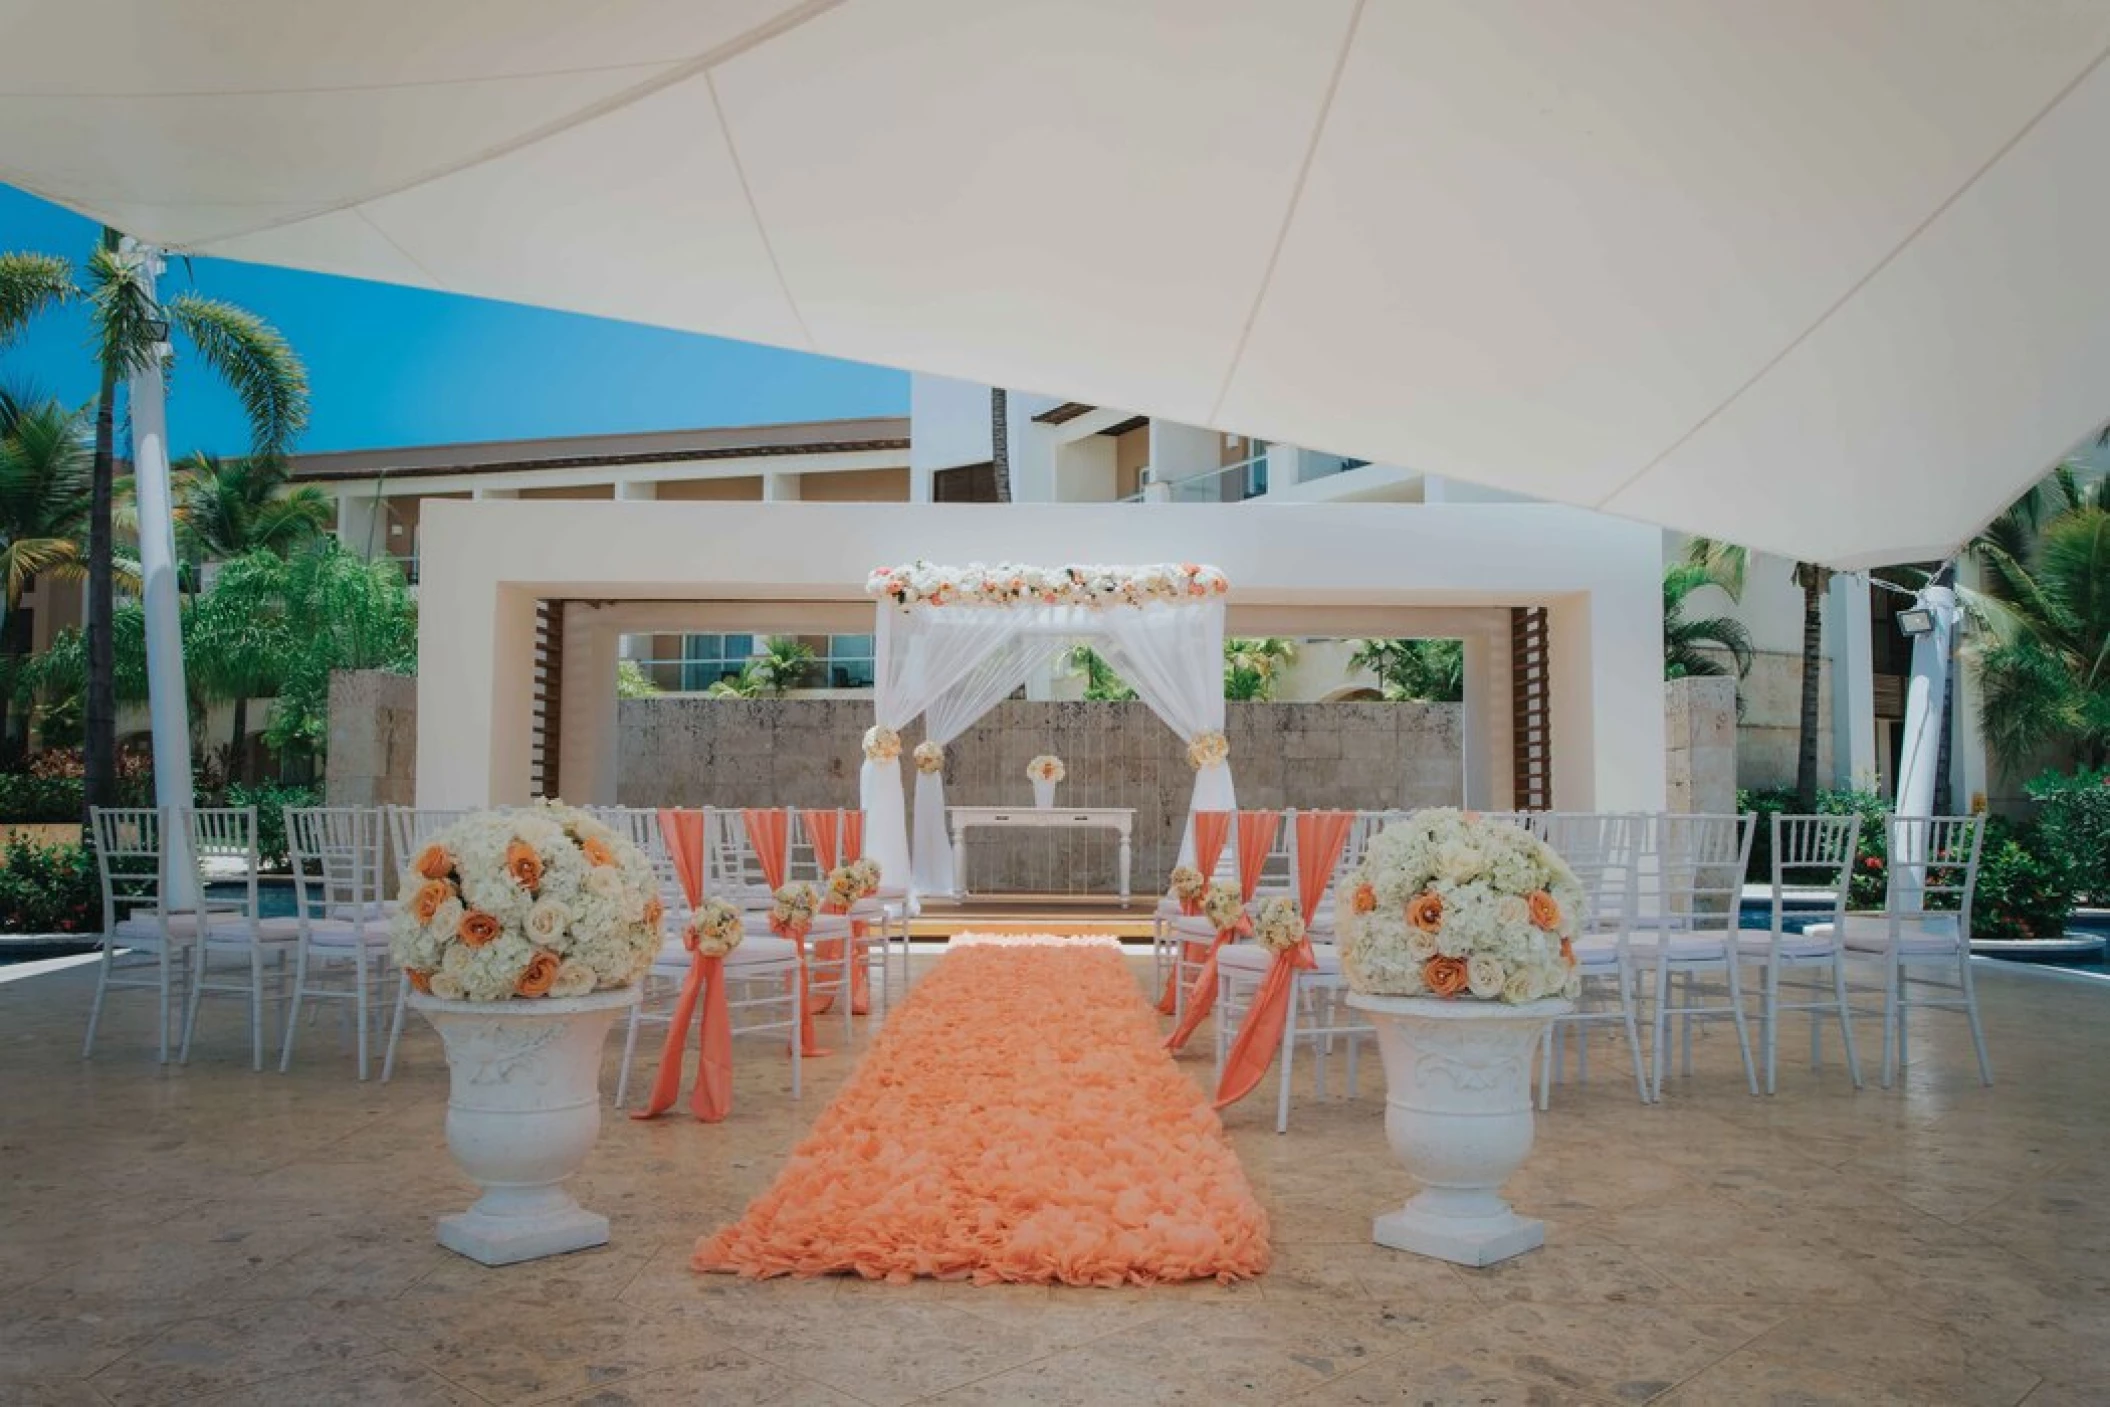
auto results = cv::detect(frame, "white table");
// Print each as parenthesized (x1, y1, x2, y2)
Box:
(948, 806, 1136, 905)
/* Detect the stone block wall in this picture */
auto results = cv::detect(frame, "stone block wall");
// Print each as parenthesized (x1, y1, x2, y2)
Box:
(324, 670, 418, 807)
(616, 697, 1463, 894)
(1664, 676, 1737, 815)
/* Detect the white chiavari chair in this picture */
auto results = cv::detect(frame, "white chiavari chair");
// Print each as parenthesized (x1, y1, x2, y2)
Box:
(1535, 812, 1651, 1107)
(282, 806, 395, 1079)
(180, 806, 304, 1070)
(83, 806, 196, 1064)
(791, 807, 890, 1022)
(1840, 814, 1992, 1087)
(1630, 812, 1760, 1101)
(378, 805, 473, 1082)
(1741, 812, 1863, 1093)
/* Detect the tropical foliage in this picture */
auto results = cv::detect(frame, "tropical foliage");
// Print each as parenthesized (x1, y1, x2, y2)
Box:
(706, 637, 818, 697)
(1662, 558, 1754, 686)
(2024, 766, 2110, 902)
(1686, 538, 1831, 808)
(1064, 646, 1137, 701)
(1348, 638, 1464, 702)
(1966, 465, 2110, 772)
(172, 451, 332, 570)
(1223, 637, 1296, 701)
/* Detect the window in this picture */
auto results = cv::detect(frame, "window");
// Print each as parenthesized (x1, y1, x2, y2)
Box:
(825, 634, 875, 689)
(679, 633, 755, 691)
(933, 463, 998, 502)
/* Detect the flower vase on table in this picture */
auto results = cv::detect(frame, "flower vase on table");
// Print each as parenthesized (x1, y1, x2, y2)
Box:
(1337, 809, 1583, 1267)
(391, 802, 663, 1265)
(1028, 754, 1065, 810)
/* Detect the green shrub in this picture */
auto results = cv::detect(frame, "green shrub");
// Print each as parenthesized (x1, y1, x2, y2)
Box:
(1970, 817, 2077, 943)
(2025, 766, 2110, 903)
(0, 836, 100, 934)
(0, 773, 86, 823)
(220, 780, 322, 872)
(1738, 786, 1889, 907)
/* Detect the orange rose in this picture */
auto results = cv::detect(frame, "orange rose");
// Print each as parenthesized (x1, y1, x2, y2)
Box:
(642, 895, 664, 930)
(516, 949, 561, 997)
(1406, 892, 1445, 933)
(1560, 936, 1576, 967)
(414, 844, 453, 881)
(405, 967, 433, 995)
(410, 879, 453, 924)
(505, 840, 543, 892)
(1351, 883, 1377, 915)
(582, 835, 616, 868)
(1527, 890, 1561, 930)
(1424, 955, 1470, 999)
(457, 910, 502, 948)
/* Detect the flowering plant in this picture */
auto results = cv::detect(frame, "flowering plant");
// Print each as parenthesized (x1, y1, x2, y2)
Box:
(1254, 895, 1307, 955)
(1168, 864, 1206, 910)
(1028, 754, 1066, 784)
(392, 802, 661, 1002)
(1337, 809, 1582, 1004)
(913, 740, 945, 774)
(1201, 879, 1247, 933)
(771, 882, 821, 938)
(1187, 730, 1229, 770)
(866, 560, 1229, 610)
(848, 856, 883, 898)
(685, 898, 745, 958)
(863, 726, 901, 763)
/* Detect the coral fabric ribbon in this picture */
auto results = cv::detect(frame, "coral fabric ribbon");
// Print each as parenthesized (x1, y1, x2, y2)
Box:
(631, 809, 732, 1123)
(1156, 810, 1234, 1015)
(745, 808, 826, 1056)
(1215, 810, 1353, 1109)
(800, 808, 870, 1015)
(1164, 810, 1279, 1051)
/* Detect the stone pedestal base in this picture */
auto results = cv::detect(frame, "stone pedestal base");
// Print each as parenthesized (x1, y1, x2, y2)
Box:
(439, 1201, 609, 1267)
(1374, 1198, 1545, 1267)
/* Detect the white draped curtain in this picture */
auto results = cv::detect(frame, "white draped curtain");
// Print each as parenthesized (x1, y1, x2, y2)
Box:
(865, 589, 1232, 899)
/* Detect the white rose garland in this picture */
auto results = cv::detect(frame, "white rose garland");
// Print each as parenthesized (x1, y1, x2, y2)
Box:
(866, 560, 1230, 611)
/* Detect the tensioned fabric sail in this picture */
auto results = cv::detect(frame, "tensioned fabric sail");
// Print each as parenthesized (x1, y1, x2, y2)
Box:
(8, 1, 2110, 566)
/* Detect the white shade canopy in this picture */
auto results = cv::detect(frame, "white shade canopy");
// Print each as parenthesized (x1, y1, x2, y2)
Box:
(8, 1, 2110, 566)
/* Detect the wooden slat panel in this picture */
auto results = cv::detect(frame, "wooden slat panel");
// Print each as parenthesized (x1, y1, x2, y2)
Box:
(1510, 605, 1551, 811)
(530, 599, 565, 799)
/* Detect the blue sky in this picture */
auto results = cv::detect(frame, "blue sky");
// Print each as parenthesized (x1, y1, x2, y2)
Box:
(0, 185, 907, 456)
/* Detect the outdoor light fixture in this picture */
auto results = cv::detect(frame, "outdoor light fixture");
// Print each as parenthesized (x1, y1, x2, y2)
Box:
(144, 315, 170, 344)
(1896, 606, 1936, 636)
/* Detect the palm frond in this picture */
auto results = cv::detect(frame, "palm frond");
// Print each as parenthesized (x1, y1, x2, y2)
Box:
(1681, 537, 1747, 600)
(0, 252, 74, 346)
(84, 244, 162, 378)
(170, 294, 310, 456)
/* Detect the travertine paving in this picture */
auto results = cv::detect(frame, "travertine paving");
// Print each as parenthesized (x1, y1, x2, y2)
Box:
(2, 950, 2103, 1405)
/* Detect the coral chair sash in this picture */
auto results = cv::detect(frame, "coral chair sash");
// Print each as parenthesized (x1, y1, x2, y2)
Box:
(743, 808, 825, 1055)
(1156, 810, 1234, 1015)
(1164, 809, 1279, 1051)
(799, 809, 870, 1015)
(1215, 810, 1353, 1109)
(632, 809, 732, 1123)
(843, 811, 865, 861)
(802, 809, 841, 872)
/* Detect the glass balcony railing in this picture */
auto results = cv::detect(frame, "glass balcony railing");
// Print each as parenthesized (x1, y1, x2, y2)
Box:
(1120, 454, 1268, 504)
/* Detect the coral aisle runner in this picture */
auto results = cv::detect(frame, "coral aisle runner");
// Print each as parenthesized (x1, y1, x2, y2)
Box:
(693, 935, 1271, 1286)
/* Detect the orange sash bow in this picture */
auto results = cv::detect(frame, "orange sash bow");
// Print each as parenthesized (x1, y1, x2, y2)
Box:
(631, 809, 733, 1122)
(1157, 810, 1233, 1015)
(746, 808, 827, 1057)
(1166, 810, 1279, 1051)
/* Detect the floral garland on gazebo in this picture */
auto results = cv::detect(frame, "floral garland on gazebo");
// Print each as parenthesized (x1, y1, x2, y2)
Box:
(866, 561, 1229, 610)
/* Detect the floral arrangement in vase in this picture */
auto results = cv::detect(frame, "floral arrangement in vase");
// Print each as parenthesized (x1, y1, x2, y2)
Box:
(1168, 864, 1207, 912)
(913, 740, 945, 774)
(392, 802, 662, 1002)
(1187, 730, 1229, 770)
(1254, 895, 1307, 954)
(770, 882, 821, 938)
(685, 898, 744, 957)
(863, 726, 901, 763)
(1028, 754, 1066, 784)
(867, 561, 1229, 610)
(1337, 809, 1583, 1003)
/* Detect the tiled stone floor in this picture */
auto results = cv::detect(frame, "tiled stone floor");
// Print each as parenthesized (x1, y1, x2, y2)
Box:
(2, 948, 2105, 1406)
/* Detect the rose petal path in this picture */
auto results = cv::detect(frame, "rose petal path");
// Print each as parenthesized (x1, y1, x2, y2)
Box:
(693, 937, 1271, 1286)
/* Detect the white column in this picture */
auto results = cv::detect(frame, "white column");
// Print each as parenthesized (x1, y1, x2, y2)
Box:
(1829, 574, 1878, 790)
(614, 480, 656, 669)
(416, 517, 537, 807)
(558, 610, 620, 805)
(1263, 443, 1303, 496)
(763, 471, 801, 502)
(1460, 631, 1491, 809)
(471, 485, 517, 500)
(1547, 574, 1666, 813)
(124, 245, 198, 908)
(333, 489, 384, 559)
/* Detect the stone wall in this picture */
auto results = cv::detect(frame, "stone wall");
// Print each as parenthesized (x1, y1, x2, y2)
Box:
(1664, 676, 1737, 815)
(324, 670, 418, 807)
(616, 697, 1463, 894)
(1733, 650, 1831, 791)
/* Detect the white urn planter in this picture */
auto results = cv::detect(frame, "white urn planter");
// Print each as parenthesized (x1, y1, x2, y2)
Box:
(1346, 994, 1571, 1267)
(412, 985, 640, 1266)
(1031, 777, 1057, 809)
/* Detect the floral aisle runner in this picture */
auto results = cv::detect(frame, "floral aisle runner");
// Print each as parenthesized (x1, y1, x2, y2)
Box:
(693, 935, 1271, 1286)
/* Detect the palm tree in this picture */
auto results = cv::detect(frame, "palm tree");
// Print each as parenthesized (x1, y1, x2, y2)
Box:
(1966, 464, 2110, 771)
(1685, 537, 1830, 807)
(1224, 637, 1297, 701)
(1347, 638, 1464, 702)
(706, 637, 817, 697)
(0, 391, 92, 759)
(0, 232, 309, 813)
(173, 452, 332, 570)
(1662, 559, 1755, 688)
(989, 387, 1012, 502)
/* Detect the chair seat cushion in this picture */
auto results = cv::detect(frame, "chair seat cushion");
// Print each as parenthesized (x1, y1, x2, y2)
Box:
(299, 918, 392, 948)
(1216, 943, 1342, 976)
(328, 901, 395, 923)
(1628, 932, 1739, 961)
(725, 934, 799, 966)
(117, 913, 300, 944)
(740, 913, 855, 940)
(1168, 914, 1234, 940)
(1570, 935, 1624, 967)
(1737, 933, 1843, 959)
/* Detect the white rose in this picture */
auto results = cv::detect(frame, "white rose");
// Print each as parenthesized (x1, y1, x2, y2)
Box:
(550, 960, 597, 998)
(428, 973, 467, 1001)
(425, 897, 465, 940)
(1434, 926, 1471, 959)
(1405, 928, 1440, 963)
(1466, 954, 1506, 1000)
(524, 898, 571, 945)
(1501, 969, 1537, 1003)
(1495, 895, 1529, 928)
(584, 869, 624, 901)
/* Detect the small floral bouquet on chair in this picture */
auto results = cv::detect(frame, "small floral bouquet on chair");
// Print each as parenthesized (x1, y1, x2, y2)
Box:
(392, 802, 662, 1002)
(848, 857, 883, 899)
(1337, 808, 1583, 1003)
(1254, 896, 1306, 954)
(823, 865, 863, 913)
(1201, 879, 1248, 935)
(685, 899, 744, 957)
(770, 882, 821, 939)
(1027, 754, 1066, 784)
(1168, 864, 1207, 914)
